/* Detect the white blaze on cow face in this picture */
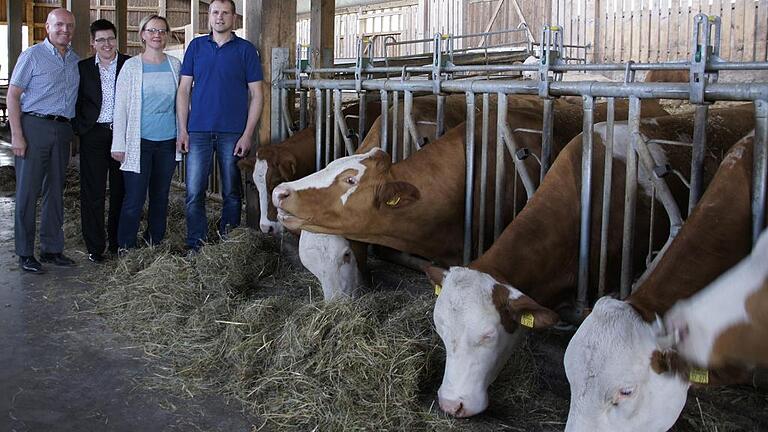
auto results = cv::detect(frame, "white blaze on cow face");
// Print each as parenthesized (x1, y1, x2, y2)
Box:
(564, 297, 689, 432)
(433, 267, 526, 418)
(253, 159, 283, 235)
(663, 228, 768, 367)
(299, 231, 362, 301)
(273, 147, 381, 209)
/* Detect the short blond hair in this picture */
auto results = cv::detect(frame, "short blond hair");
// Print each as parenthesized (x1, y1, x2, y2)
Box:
(138, 14, 169, 45)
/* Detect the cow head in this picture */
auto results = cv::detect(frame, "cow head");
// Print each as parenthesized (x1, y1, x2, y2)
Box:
(426, 266, 558, 417)
(250, 145, 303, 235)
(564, 297, 689, 432)
(299, 231, 368, 301)
(272, 147, 420, 235)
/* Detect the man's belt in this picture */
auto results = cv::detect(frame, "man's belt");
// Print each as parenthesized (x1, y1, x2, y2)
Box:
(96, 122, 113, 130)
(23, 112, 71, 123)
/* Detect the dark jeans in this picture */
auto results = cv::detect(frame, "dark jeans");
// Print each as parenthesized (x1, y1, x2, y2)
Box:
(79, 125, 124, 254)
(15, 114, 72, 257)
(117, 138, 177, 249)
(184, 132, 242, 249)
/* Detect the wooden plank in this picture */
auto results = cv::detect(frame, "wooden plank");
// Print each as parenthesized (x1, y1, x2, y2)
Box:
(757, 0, 768, 61)
(585, 0, 597, 62)
(733, 0, 747, 61)
(605, 0, 614, 62)
(25, 1, 34, 45)
(621, 0, 630, 61)
(649, 0, 659, 62)
(744, 0, 757, 61)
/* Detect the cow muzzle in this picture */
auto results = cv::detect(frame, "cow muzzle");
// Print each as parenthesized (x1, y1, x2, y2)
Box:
(272, 184, 292, 209)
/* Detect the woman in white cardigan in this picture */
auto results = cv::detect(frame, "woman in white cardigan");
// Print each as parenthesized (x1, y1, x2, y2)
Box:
(111, 14, 181, 250)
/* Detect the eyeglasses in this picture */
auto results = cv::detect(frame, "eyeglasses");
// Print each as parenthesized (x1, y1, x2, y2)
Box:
(144, 28, 168, 35)
(94, 36, 116, 44)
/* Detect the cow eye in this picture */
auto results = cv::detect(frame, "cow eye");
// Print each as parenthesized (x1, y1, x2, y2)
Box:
(345, 176, 358, 185)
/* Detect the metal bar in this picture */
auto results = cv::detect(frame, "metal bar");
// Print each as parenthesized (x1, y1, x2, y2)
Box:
(754, 99, 768, 244)
(501, 121, 537, 200)
(597, 98, 615, 299)
(403, 90, 414, 159)
(325, 89, 332, 165)
(494, 93, 507, 240)
(299, 90, 308, 130)
(280, 88, 293, 139)
(689, 104, 709, 213)
(540, 98, 555, 181)
(478, 93, 490, 254)
(358, 91, 367, 144)
(315, 89, 323, 171)
(463, 92, 477, 265)
(620, 97, 642, 299)
(333, 89, 344, 159)
(392, 91, 399, 162)
(380, 90, 389, 152)
(576, 96, 595, 317)
(436, 94, 446, 138)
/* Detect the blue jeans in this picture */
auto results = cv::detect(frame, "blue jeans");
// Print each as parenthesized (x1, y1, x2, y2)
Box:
(118, 138, 177, 249)
(185, 132, 243, 249)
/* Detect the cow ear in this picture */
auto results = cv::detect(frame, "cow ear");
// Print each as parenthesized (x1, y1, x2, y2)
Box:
(493, 284, 559, 330)
(424, 265, 448, 286)
(277, 153, 297, 180)
(374, 181, 421, 209)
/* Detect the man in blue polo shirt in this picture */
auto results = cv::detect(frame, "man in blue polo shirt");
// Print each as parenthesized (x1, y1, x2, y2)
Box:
(176, 0, 264, 252)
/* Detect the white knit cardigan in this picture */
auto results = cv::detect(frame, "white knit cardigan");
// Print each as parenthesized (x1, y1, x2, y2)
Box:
(111, 54, 182, 174)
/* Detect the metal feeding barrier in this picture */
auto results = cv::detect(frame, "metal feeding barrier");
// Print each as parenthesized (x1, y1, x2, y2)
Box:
(270, 14, 768, 321)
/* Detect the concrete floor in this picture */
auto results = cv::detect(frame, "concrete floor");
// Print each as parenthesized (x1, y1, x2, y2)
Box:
(0, 141, 258, 432)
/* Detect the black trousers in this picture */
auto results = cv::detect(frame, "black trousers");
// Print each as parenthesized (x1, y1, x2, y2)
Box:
(79, 125, 124, 254)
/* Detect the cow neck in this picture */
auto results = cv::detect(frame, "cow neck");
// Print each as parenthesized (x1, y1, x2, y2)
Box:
(382, 127, 468, 265)
(629, 139, 756, 322)
(468, 137, 587, 307)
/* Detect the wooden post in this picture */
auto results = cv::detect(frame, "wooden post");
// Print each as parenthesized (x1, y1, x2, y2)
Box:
(190, 0, 200, 35)
(66, 0, 91, 58)
(586, 0, 601, 63)
(311, 0, 335, 68)
(25, 2, 34, 45)
(7, 0, 22, 76)
(115, 0, 128, 54)
(244, 0, 297, 149)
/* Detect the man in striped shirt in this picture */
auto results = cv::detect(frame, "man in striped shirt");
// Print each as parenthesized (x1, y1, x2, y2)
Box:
(8, 8, 80, 273)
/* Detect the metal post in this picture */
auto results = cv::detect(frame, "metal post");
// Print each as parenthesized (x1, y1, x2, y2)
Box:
(495, 93, 507, 240)
(478, 93, 490, 254)
(597, 98, 615, 299)
(620, 97, 642, 299)
(299, 90, 308, 130)
(325, 89, 332, 165)
(403, 90, 414, 159)
(270, 48, 290, 144)
(754, 100, 768, 244)
(463, 92, 477, 265)
(577, 96, 595, 316)
(437, 94, 446, 137)
(392, 91, 400, 162)
(315, 89, 323, 170)
(689, 104, 709, 213)
(541, 97, 555, 181)
(280, 88, 292, 140)
(380, 90, 390, 152)
(358, 91, 367, 143)
(333, 89, 343, 159)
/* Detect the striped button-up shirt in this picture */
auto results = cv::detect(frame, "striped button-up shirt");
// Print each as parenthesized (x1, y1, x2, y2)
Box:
(10, 38, 80, 119)
(95, 53, 118, 123)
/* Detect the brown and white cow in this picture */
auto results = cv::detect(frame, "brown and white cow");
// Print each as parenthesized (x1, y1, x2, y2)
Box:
(273, 98, 668, 266)
(565, 133, 764, 432)
(662, 227, 768, 370)
(424, 109, 755, 418)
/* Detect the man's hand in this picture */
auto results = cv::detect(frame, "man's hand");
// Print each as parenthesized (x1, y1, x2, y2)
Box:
(233, 135, 252, 157)
(111, 152, 125, 162)
(11, 134, 27, 158)
(177, 130, 189, 154)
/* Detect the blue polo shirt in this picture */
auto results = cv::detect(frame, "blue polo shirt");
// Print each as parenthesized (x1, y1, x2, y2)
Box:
(180, 33, 263, 134)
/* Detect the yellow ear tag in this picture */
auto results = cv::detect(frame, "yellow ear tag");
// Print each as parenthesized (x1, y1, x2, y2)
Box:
(689, 368, 709, 384)
(434, 284, 442, 296)
(520, 313, 535, 328)
(386, 196, 401, 207)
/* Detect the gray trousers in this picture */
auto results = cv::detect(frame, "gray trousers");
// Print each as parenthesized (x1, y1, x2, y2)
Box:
(15, 115, 73, 257)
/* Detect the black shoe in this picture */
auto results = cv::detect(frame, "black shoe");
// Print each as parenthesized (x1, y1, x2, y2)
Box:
(88, 253, 105, 263)
(19, 256, 44, 273)
(39, 252, 76, 267)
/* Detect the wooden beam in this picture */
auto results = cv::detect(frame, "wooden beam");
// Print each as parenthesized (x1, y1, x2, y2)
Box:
(244, 0, 297, 148)
(66, 0, 91, 57)
(7, 0, 22, 76)
(159, 0, 167, 17)
(25, 1, 34, 45)
(115, 0, 128, 53)
(190, 0, 199, 35)
(311, 0, 334, 68)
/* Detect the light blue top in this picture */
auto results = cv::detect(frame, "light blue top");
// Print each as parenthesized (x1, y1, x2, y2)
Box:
(10, 38, 80, 119)
(140, 60, 176, 141)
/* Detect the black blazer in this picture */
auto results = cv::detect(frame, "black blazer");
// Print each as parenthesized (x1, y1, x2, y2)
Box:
(75, 52, 130, 135)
